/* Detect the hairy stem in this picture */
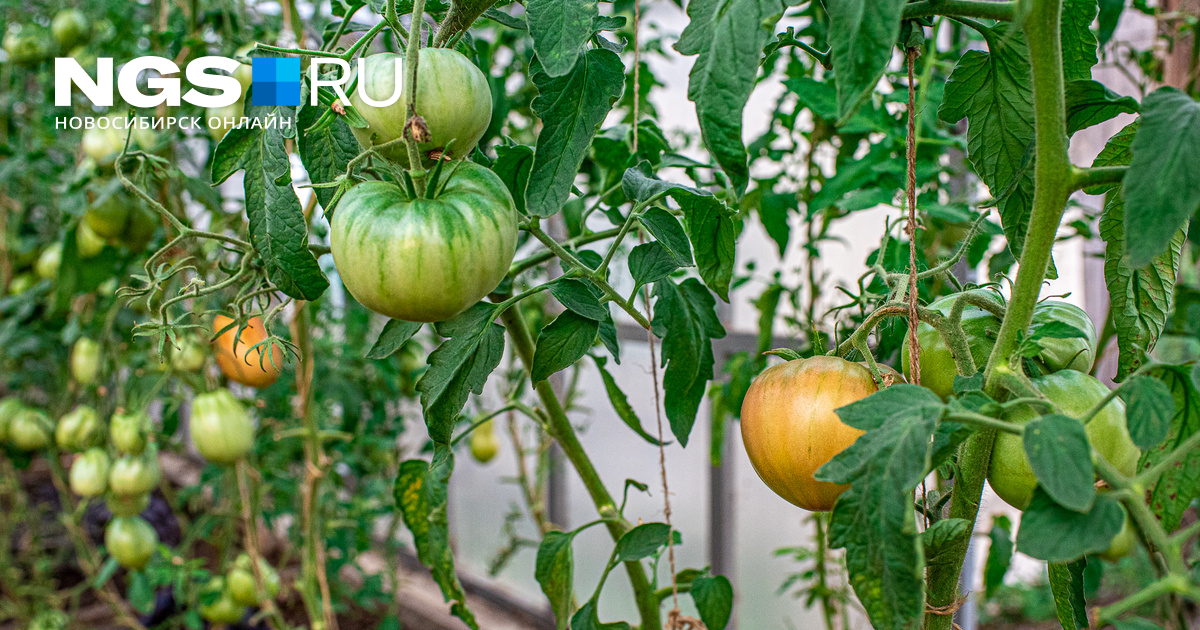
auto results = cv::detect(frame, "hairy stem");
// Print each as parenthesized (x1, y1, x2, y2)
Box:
(926, 0, 1072, 625)
(903, 0, 1017, 21)
(403, 0, 428, 191)
(499, 307, 661, 630)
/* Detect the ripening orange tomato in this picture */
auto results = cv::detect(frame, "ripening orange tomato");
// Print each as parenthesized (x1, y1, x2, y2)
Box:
(741, 356, 897, 511)
(212, 315, 283, 388)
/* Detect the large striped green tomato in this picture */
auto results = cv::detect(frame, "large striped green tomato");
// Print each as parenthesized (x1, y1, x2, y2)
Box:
(349, 49, 492, 168)
(988, 370, 1140, 510)
(331, 162, 518, 322)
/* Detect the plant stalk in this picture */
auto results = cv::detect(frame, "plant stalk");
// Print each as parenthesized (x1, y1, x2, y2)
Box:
(499, 306, 661, 630)
(925, 0, 1072, 625)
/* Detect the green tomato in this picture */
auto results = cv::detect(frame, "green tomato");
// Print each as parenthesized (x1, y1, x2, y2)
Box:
(70, 448, 110, 497)
(108, 454, 161, 497)
(81, 115, 128, 168)
(8, 273, 35, 295)
(110, 411, 148, 455)
(76, 222, 107, 259)
(0, 397, 25, 443)
(51, 9, 91, 50)
(105, 491, 150, 517)
(71, 336, 102, 385)
(232, 44, 255, 93)
(120, 202, 158, 252)
(206, 99, 245, 142)
(190, 389, 255, 465)
(10, 408, 53, 451)
(105, 516, 157, 570)
(1028, 300, 1098, 374)
(85, 194, 130, 240)
(901, 289, 1000, 400)
(988, 370, 1141, 510)
(902, 293, 1098, 399)
(331, 161, 517, 322)
(1097, 514, 1136, 562)
(56, 405, 102, 451)
(468, 420, 499, 464)
(227, 554, 282, 606)
(170, 337, 207, 372)
(3, 26, 51, 66)
(35, 244, 62, 280)
(200, 578, 246, 624)
(349, 49, 492, 168)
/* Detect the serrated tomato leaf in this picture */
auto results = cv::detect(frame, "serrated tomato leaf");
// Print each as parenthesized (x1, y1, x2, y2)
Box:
(394, 447, 478, 629)
(417, 304, 505, 444)
(651, 278, 726, 446)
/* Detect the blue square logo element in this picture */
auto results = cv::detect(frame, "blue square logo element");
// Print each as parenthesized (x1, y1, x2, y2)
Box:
(250, 57, 301, 106)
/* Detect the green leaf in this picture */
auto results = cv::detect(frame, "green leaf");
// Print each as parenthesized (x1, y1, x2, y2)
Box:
(1023, 414, 1096, 512)
(1061, 0, 1100, 82)
(551, 279, 609, 321)
(651, 278, 726, 446)
(532, 310, 599, 382)
(922, 518, 971, 564)
(670, 190, 736, 302)
(629, 242, 679, 288)
(527, 49, 625, 217)
(827, 0, 907, 123)
(297, 106, 358, 210)
(815, 385, 944, 630)
(1065, 79, 1139, 135)
(1047, 559, 1090, 630)
(1120, 375, 1175, 449)
(675, 0, 786, 195)
(366, 320, 422, 359)
(1139, 365, 1200, 531)
(1124, 88, 1200, 267)
(525, 0, 598, 77)
(240, 121, 330, 300)
(1097, 0, 1124, 46)
(535, 530, 576, 628)
(613, 522, 673, 562)
(622, 162, 700, 205)
(417, 304, 506, 444)
(939, 28, 1037, 261)
(984, 515, 1014, 598)
(1015, 488, 1124, 562)
(757, 192, 796, 256)
(569, 599, 631, 630)
(394, 447, 478, 629)
(593, 355, 663, 446)
(640, 206, 694, 266)
(211, 124, 256, 184)
(690, 574, 734, 630)
(1100, 191, 1185, 380)
(493, 144, 535, 215)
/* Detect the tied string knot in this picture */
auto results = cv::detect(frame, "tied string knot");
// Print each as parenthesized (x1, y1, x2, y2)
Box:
(666, 608, 705, 630)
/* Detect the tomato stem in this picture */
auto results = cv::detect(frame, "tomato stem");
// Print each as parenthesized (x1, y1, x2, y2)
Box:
(928, 0, 1073, 623)
(401, 0, 428, 193)
(498, 306, 662, 629)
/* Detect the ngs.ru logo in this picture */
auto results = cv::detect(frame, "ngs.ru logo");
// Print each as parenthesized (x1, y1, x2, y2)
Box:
(55, 55, 402, 130)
